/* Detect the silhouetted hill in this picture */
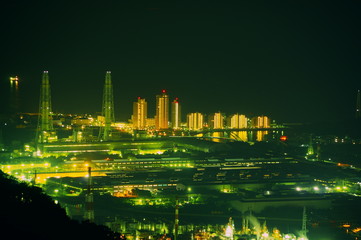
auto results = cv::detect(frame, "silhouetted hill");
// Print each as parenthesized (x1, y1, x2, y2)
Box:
(0, 170, 122, 240)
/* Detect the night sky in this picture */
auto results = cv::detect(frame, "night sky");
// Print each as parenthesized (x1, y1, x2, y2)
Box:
(1, 1, 360, 123)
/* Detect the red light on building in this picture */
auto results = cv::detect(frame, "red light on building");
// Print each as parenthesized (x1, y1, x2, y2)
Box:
(338, 163, 350, 167)
(162, 89, 166, 93)
(280, 136, 288, 141)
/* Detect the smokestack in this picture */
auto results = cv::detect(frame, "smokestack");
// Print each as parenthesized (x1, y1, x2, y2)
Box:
(174, 198, 179, 240)
(84, 167, 94, 222)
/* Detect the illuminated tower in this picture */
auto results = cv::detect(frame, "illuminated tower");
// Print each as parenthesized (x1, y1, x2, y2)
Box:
(230, 114, 248, 128)
(132, 97, 147, 130)
(187, 113, 204, 130)
(356, 90, 360, 119)
(251, 116, 270, 142)
(251, 116, 270, 128)
(155, 90, 169, 130)
(36, 71, 54, 143)
(300, 207, 308, 239)
(171, 98, 181, 129)
(212, 112, 224, 129)
(99, 71, 115, 141)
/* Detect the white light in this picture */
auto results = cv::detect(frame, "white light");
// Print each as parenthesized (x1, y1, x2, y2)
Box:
(261, 232, 269, 238)
(225, 225, 233, 238)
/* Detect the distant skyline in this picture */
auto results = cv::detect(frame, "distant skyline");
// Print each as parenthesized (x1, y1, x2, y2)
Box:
(1, 1, 360, 123)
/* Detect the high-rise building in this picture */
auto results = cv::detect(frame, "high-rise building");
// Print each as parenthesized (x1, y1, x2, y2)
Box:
(132, 97, 147, 130)
(187, 112, 204, 130)
(212, 112, 224, 129)
(230, 114, 248, 128)
(155, 90, 169, 130)
(171, 98, 181, 129)
(251, 116, 270, 128)
(251, 116, 270, 141)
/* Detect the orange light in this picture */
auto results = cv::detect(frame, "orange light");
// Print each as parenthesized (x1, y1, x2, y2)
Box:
(10, 76, 19, 81)
(280, 136, 288, 141)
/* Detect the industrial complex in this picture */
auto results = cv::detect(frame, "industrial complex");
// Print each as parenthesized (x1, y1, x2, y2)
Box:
(1, 72, 361, 240)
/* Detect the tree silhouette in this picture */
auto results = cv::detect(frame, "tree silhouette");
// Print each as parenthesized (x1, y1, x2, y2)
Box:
(0, 170, 122, 240)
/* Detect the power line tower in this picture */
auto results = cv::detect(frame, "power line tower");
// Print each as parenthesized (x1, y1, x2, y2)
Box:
(356, 90, 360, 120)
(36, 71, 55, 144)
(98, 71, 115, 141)
(300, 206, 308, 239)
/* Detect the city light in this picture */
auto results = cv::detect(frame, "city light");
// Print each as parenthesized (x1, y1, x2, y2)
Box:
(280, 135, 288, 141)
(0, 2, 360, 240)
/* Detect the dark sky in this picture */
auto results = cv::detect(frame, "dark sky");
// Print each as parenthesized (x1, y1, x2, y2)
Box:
(1, 0, 360, 123)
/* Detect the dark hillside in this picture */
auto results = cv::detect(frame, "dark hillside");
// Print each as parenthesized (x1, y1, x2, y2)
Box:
(0, 170, 123, 240)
